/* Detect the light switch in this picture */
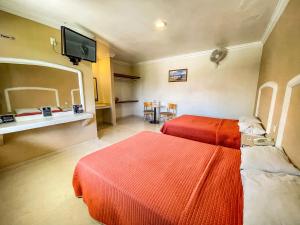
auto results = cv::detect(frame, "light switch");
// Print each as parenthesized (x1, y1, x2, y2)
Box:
(50, 37, 57, 47)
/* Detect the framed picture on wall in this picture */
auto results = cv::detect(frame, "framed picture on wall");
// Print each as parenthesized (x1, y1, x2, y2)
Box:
(168, 69, 188, 82)
(93, 77, 99, 101)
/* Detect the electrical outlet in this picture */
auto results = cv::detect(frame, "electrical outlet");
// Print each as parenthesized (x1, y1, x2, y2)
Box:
(50, 37, 57, 47)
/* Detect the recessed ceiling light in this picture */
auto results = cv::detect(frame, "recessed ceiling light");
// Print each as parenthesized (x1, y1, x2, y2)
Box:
(155, 19, 167, 30)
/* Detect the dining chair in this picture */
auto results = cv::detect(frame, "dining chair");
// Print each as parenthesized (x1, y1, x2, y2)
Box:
(143, 102, 154, 120)
(160, 103, 177, 121)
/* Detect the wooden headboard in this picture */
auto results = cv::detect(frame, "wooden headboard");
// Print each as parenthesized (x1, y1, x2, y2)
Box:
(276, 74, 300, 169)
(255, 81, 278, 133)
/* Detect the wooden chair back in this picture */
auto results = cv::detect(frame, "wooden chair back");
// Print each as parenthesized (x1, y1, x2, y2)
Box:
(168, 103, 177, 115)
(144, 102, 153, 110)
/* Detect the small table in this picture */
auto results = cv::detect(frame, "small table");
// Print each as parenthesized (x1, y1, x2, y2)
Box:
(150, 104, 163, 124)
(150, 106, 159, 124)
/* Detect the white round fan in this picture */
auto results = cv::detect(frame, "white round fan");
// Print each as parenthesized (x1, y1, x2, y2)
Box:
(210, 48, 228, 66)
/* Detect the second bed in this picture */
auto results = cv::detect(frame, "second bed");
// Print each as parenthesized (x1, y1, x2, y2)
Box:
(161, 114, 241, 149)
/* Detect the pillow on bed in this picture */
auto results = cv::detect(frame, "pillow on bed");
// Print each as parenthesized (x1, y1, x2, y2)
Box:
(238, 121, 256, 132)
(15, 108, 41, 115)
(241, 123, 266, 135)
(242, 170, 300, 225)
(241, 146, 300, 176)
(239, 116, 261, 124)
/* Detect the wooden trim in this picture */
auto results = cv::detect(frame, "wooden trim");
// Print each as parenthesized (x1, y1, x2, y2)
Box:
(113, 73, 140, 80)
(116, 100, 139, 104)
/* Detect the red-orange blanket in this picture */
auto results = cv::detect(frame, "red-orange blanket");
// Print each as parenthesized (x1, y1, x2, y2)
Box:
(161, 115, 241, 149)
(73, 131, 243, 225)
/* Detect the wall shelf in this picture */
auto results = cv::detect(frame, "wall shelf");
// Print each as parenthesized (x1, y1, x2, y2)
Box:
(116, 100, 139, 104)
(114, 73, 140, 80)
(95, 103, 111, 110)
(0, 111, 93, 135)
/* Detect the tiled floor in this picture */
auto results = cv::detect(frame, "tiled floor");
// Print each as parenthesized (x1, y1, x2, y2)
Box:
(0, 116, 162, 225)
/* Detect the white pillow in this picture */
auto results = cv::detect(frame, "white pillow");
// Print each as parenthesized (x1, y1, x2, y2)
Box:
(242, 170, 300, 225)
(238, 121, 257, 132)
(241, 146, 300, 176)
(15, 108, 41, 114)
(239, 116, 261, 124)
(242, 123, 266, 135)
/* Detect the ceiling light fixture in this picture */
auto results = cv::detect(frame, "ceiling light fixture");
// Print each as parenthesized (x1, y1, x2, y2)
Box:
(155, 19, 167, 30)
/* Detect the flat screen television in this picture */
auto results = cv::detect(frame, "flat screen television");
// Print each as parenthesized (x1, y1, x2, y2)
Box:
(61, 26, 96, 65)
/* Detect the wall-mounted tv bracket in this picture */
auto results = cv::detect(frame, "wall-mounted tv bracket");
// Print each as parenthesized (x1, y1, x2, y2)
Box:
(0, 34, 15, 40)
(69, 56, 81, 66)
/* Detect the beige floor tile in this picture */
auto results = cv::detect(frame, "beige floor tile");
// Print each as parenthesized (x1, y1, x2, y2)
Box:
(0, 116, 162, 225)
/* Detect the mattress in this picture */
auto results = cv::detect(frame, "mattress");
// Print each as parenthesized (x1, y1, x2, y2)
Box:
(73, 131, 243, 225)
(161, 115, 241, 149)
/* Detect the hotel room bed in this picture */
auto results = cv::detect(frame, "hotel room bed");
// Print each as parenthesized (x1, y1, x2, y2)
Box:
(160, 115, 241, 149)
(73, 131, 243, 225)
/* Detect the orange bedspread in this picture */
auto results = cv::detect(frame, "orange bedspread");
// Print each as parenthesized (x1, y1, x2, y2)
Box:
(161, 115, 241, 149)
(73, 131, 243, 225)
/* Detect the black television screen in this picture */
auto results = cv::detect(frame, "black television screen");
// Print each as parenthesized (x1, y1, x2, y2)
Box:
(61, 26, 96, 63)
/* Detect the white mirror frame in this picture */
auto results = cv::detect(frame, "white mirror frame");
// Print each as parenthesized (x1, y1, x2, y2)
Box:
(0, 57, 85, 110)
(276, 74, 300, 148)
(255, 81, 278, 134)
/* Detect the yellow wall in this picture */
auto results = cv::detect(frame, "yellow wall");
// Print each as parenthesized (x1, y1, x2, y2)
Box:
(93, 42, 113, 105)
(256, 0, 300, 167)
(93, 41, 116, 125)
(0, 11, 100, 169)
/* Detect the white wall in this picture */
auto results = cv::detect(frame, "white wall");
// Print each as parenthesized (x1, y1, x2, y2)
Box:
(133, 43, 262, 119)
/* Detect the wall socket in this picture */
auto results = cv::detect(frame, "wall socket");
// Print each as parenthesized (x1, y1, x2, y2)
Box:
(50, 37, 57, 47)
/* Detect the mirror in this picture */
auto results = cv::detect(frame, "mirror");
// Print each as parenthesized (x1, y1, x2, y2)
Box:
(0, 62, 82, 116)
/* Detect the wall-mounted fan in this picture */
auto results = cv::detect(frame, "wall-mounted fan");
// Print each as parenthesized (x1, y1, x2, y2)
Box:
(210, 48, 228, 67)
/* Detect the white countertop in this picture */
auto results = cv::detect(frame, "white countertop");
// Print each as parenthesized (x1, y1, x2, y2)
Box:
(0, 111, 93, 135)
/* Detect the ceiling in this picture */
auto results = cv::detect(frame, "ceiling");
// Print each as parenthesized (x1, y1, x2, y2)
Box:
(0, 0, 279, 63)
